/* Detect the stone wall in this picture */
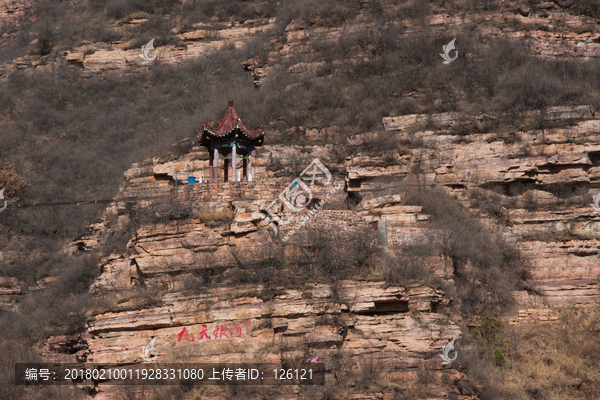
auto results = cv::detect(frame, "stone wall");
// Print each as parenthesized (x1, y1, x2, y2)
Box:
(278, 210, 370, 235)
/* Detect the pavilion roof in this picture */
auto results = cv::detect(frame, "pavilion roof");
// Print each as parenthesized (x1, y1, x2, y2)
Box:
(201, 100, 264, 140)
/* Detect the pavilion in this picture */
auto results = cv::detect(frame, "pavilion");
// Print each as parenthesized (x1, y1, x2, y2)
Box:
(197, 101, 264, 182)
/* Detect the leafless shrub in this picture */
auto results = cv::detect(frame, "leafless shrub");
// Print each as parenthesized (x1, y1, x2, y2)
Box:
(544, 182, 577, 205)
(468, 188, 511, 225)
(352, 353, 389, 389)
(0, 249, 100, 367)
(0, 341, 40, 400)
(355, 131, 401, 159)
(458, 306, 600, 399)
(225, 243, 289, 299)
(401, 185, 528, 315)
(298, 226, 377, 281)
(457, 340, 504, 400)
(401, 0, 430, 20)
(522, 190, 538, 212)
(570, 0, 600, 18)
(380, 244, 433, 284)
(0, 161, 28, 202)
(275, 0, 359, 29)
(397, 97, 419, 115)
(219, 226, 378, 303)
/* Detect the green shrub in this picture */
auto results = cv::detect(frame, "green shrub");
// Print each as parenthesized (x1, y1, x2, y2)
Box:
(471, 328, 487, 347)
(480, 316, 501, 342)
(494, 347, 506, 367)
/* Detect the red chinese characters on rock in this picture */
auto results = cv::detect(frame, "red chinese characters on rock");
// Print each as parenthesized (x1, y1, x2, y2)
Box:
(177, 321, 250, 343)
(198, 324, 212, 341)
(178, 327, 196, 342)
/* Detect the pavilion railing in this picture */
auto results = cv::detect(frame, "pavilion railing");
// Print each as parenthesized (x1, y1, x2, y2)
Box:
(174, 165, 256, 185)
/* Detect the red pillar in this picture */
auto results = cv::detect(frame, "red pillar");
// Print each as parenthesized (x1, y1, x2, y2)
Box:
(242, 158, 248, 181)
(224, 159, 229, 182)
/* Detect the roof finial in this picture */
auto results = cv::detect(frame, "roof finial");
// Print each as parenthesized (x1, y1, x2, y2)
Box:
(229, 100, 233, 106)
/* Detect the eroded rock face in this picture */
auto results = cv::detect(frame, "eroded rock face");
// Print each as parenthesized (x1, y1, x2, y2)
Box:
(61, 21, 275, 74)
(372, 105, 600, 308)
(29, 142, 467, 398)
(86, 282, 453, 361)
(82, 281, 459, 399)
(5, 3, 599, 87)
(43, 103, 597, 331)
(28, 100, 599, 398)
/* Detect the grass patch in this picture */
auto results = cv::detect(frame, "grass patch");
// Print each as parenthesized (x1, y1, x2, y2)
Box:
(195, 209, 235, 226)
(461, 307, 600, 399)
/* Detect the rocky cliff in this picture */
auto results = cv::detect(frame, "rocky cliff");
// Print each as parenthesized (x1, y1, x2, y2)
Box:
(3, 2, 599, 78)
(32, 99, 598, 399)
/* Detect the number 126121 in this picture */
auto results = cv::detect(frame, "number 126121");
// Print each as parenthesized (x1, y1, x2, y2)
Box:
(273, 369, 312, 380)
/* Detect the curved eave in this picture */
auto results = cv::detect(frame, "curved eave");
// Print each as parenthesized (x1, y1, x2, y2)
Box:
(201, 125, 264, 141)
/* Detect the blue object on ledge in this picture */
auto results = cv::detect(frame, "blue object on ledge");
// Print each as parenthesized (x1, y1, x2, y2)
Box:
(188, 177, 196, 184)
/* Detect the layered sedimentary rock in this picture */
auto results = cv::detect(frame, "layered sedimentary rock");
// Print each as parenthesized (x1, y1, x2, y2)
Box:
(52, 280, 461, 400)
(30, 100, 599, 399)
(25, 136, 466, 399)
(372, 105, 600, 308)
(4, 3, 599, 83)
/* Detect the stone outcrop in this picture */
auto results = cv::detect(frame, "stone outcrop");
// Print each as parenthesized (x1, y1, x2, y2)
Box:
(370, 105, 600, 308)
(0, 0, 32, 30)
(9, 102, 593, 400)
(4, 3, 599, 86)
(504, 307, 559, 325)
(0, 89, 583, 398)
(81, 281, 459, 399)
(21, 137, 469, 399)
